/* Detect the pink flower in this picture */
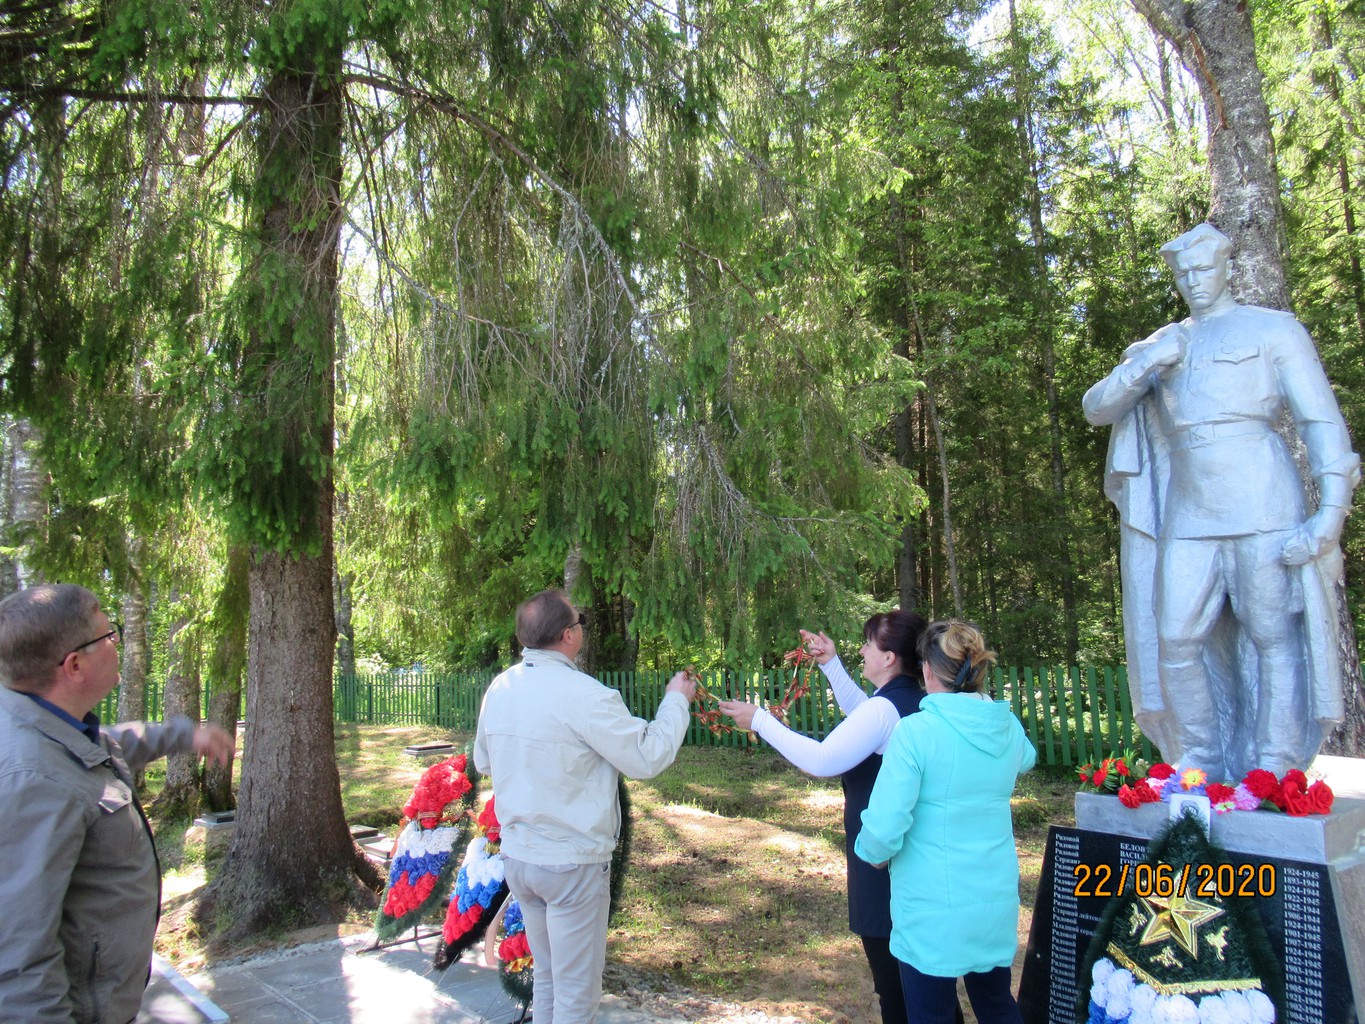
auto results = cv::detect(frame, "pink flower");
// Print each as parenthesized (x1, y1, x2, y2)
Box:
(1145, 774, 1171, 799)
(1232, 783, 1261, 811)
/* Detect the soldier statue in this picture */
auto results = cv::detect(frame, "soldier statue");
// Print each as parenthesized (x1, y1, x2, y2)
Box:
(1083, 223, 1359, 781)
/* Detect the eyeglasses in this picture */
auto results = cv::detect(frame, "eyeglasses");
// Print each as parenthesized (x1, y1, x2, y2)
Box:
(574, 612, 588, 629)
(58, 624, 122, 665)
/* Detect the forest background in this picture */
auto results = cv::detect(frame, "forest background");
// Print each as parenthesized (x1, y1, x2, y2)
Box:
(2, 0, 1363, 936)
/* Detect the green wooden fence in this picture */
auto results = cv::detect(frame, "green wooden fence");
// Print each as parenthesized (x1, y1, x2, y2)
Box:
(97, 664, 1155, 767)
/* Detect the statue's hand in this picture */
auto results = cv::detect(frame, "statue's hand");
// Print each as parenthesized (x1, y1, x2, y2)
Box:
(1281, 509, 1346, 566)
(1140, 323, 1185, 376)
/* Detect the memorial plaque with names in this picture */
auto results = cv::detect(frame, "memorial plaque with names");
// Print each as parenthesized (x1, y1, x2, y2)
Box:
(1017, 826, 1357, 1024)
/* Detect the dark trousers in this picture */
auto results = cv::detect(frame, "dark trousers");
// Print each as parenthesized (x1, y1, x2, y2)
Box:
(898, 961, 1021, 1024)
(860, 936, 906, 1024)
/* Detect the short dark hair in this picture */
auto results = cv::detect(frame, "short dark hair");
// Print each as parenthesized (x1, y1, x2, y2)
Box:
(515, 589, 578, 649)
(863, 609, 927, 674)
(0, 584, 102, 693)
(918, 619, 997, 694)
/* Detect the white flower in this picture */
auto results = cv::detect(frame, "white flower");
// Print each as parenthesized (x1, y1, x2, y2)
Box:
(1244, 990, 1275, 1024)
(1217, 991, 1252, 1024)
(1129, 982, 1158, 1024)
(392, 820, 459, 857)
(1105, 968, 1135, 1017)
(1093, 957, 1117, 987)
(1158, 994, 1200, 1024)
(1199, 993, 1233, 1024)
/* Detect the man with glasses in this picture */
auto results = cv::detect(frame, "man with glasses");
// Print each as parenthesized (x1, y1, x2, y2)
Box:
(475, 588, 697, 1024)
(0, 583, 233, 1023)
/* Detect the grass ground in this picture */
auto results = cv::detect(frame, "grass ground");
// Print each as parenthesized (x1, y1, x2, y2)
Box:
(146, 725, 1079, 1023)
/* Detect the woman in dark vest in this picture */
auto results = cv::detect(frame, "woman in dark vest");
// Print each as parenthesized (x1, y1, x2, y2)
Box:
(720, 610, 934, 1024)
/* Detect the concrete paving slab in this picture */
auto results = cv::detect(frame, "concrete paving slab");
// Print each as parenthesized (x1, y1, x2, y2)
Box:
(157, 931, 665, 1024)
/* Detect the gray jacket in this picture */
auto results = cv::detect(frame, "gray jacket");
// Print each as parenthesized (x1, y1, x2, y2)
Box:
(0, 686, 196, 1024)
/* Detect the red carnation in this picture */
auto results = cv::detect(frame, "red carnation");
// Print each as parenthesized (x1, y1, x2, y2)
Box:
(1118, 784, 1141, 809)
(1092, 766, 1108, 787)
(1147, 763, 1175, 781)
(1205, 783, 1235, 805)
(1077, 769, 1091, 785)
(1134, 779, 1161, 804)
(478, 798, 501, 843)
(499, 933, 531, 961)
(1115, 760, 1131, 777)
(1242, 768, 1280, 800)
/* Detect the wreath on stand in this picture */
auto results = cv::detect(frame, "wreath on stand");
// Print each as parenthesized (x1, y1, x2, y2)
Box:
(373, 753, 480, 942)
(432, 776, 635, 1013)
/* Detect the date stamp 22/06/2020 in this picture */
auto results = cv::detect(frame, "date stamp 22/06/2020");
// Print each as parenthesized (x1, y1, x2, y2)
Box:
(1071, 861, 1278, 900)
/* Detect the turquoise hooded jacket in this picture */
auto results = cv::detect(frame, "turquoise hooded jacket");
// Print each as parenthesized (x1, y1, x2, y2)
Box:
(854, 692, 1036, 977)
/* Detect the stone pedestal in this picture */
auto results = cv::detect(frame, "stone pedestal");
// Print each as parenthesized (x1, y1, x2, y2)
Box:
(1018, 755, 1365, 1023)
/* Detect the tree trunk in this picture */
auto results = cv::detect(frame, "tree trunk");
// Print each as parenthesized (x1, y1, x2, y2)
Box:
(117, 557, 149, 788)
(1008, 0, 1080, 660)
(1132, 0, 1289, 306)
(334, 564, 355, 680)
(894, 404, 920, 613)
(203, 544, 249, 813)
(199, 53, 378, 941)
(6, 418, 46, 589)
(924, 381, 962, 617)
(0, 423, 20, 600)
(890, 181, 922, 615)
(156, 597, 202, 817)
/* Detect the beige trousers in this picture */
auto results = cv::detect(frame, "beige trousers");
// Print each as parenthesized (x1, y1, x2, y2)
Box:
(503, 857, 612, 1024)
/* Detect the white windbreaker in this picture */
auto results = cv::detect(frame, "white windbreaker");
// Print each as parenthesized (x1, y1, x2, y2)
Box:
(473, 648, 689, 864)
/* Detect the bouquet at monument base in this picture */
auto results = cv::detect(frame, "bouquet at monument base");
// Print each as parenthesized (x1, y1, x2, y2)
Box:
(1077, 754, 1333, 817)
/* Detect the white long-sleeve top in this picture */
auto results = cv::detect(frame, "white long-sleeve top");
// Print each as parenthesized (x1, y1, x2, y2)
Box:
(751, 655, 904, 777)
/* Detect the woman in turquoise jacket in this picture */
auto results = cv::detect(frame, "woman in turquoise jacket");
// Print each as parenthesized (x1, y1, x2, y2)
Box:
(854, 620, 1036, 1024)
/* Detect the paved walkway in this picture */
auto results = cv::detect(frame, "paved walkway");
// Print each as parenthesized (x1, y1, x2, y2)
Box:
(137, 932, 666, 1024)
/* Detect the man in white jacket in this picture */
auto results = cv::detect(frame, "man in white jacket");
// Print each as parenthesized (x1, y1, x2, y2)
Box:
(474, 589, 696, 1024)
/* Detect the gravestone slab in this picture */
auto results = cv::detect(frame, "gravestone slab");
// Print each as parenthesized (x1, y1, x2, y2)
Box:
(403, 742, 458, 758)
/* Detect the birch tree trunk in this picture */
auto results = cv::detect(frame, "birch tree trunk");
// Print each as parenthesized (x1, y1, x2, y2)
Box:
(6, 418, 47, 589)
(116, 562, 149, 789)
(1131, 0, 1288, 306)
